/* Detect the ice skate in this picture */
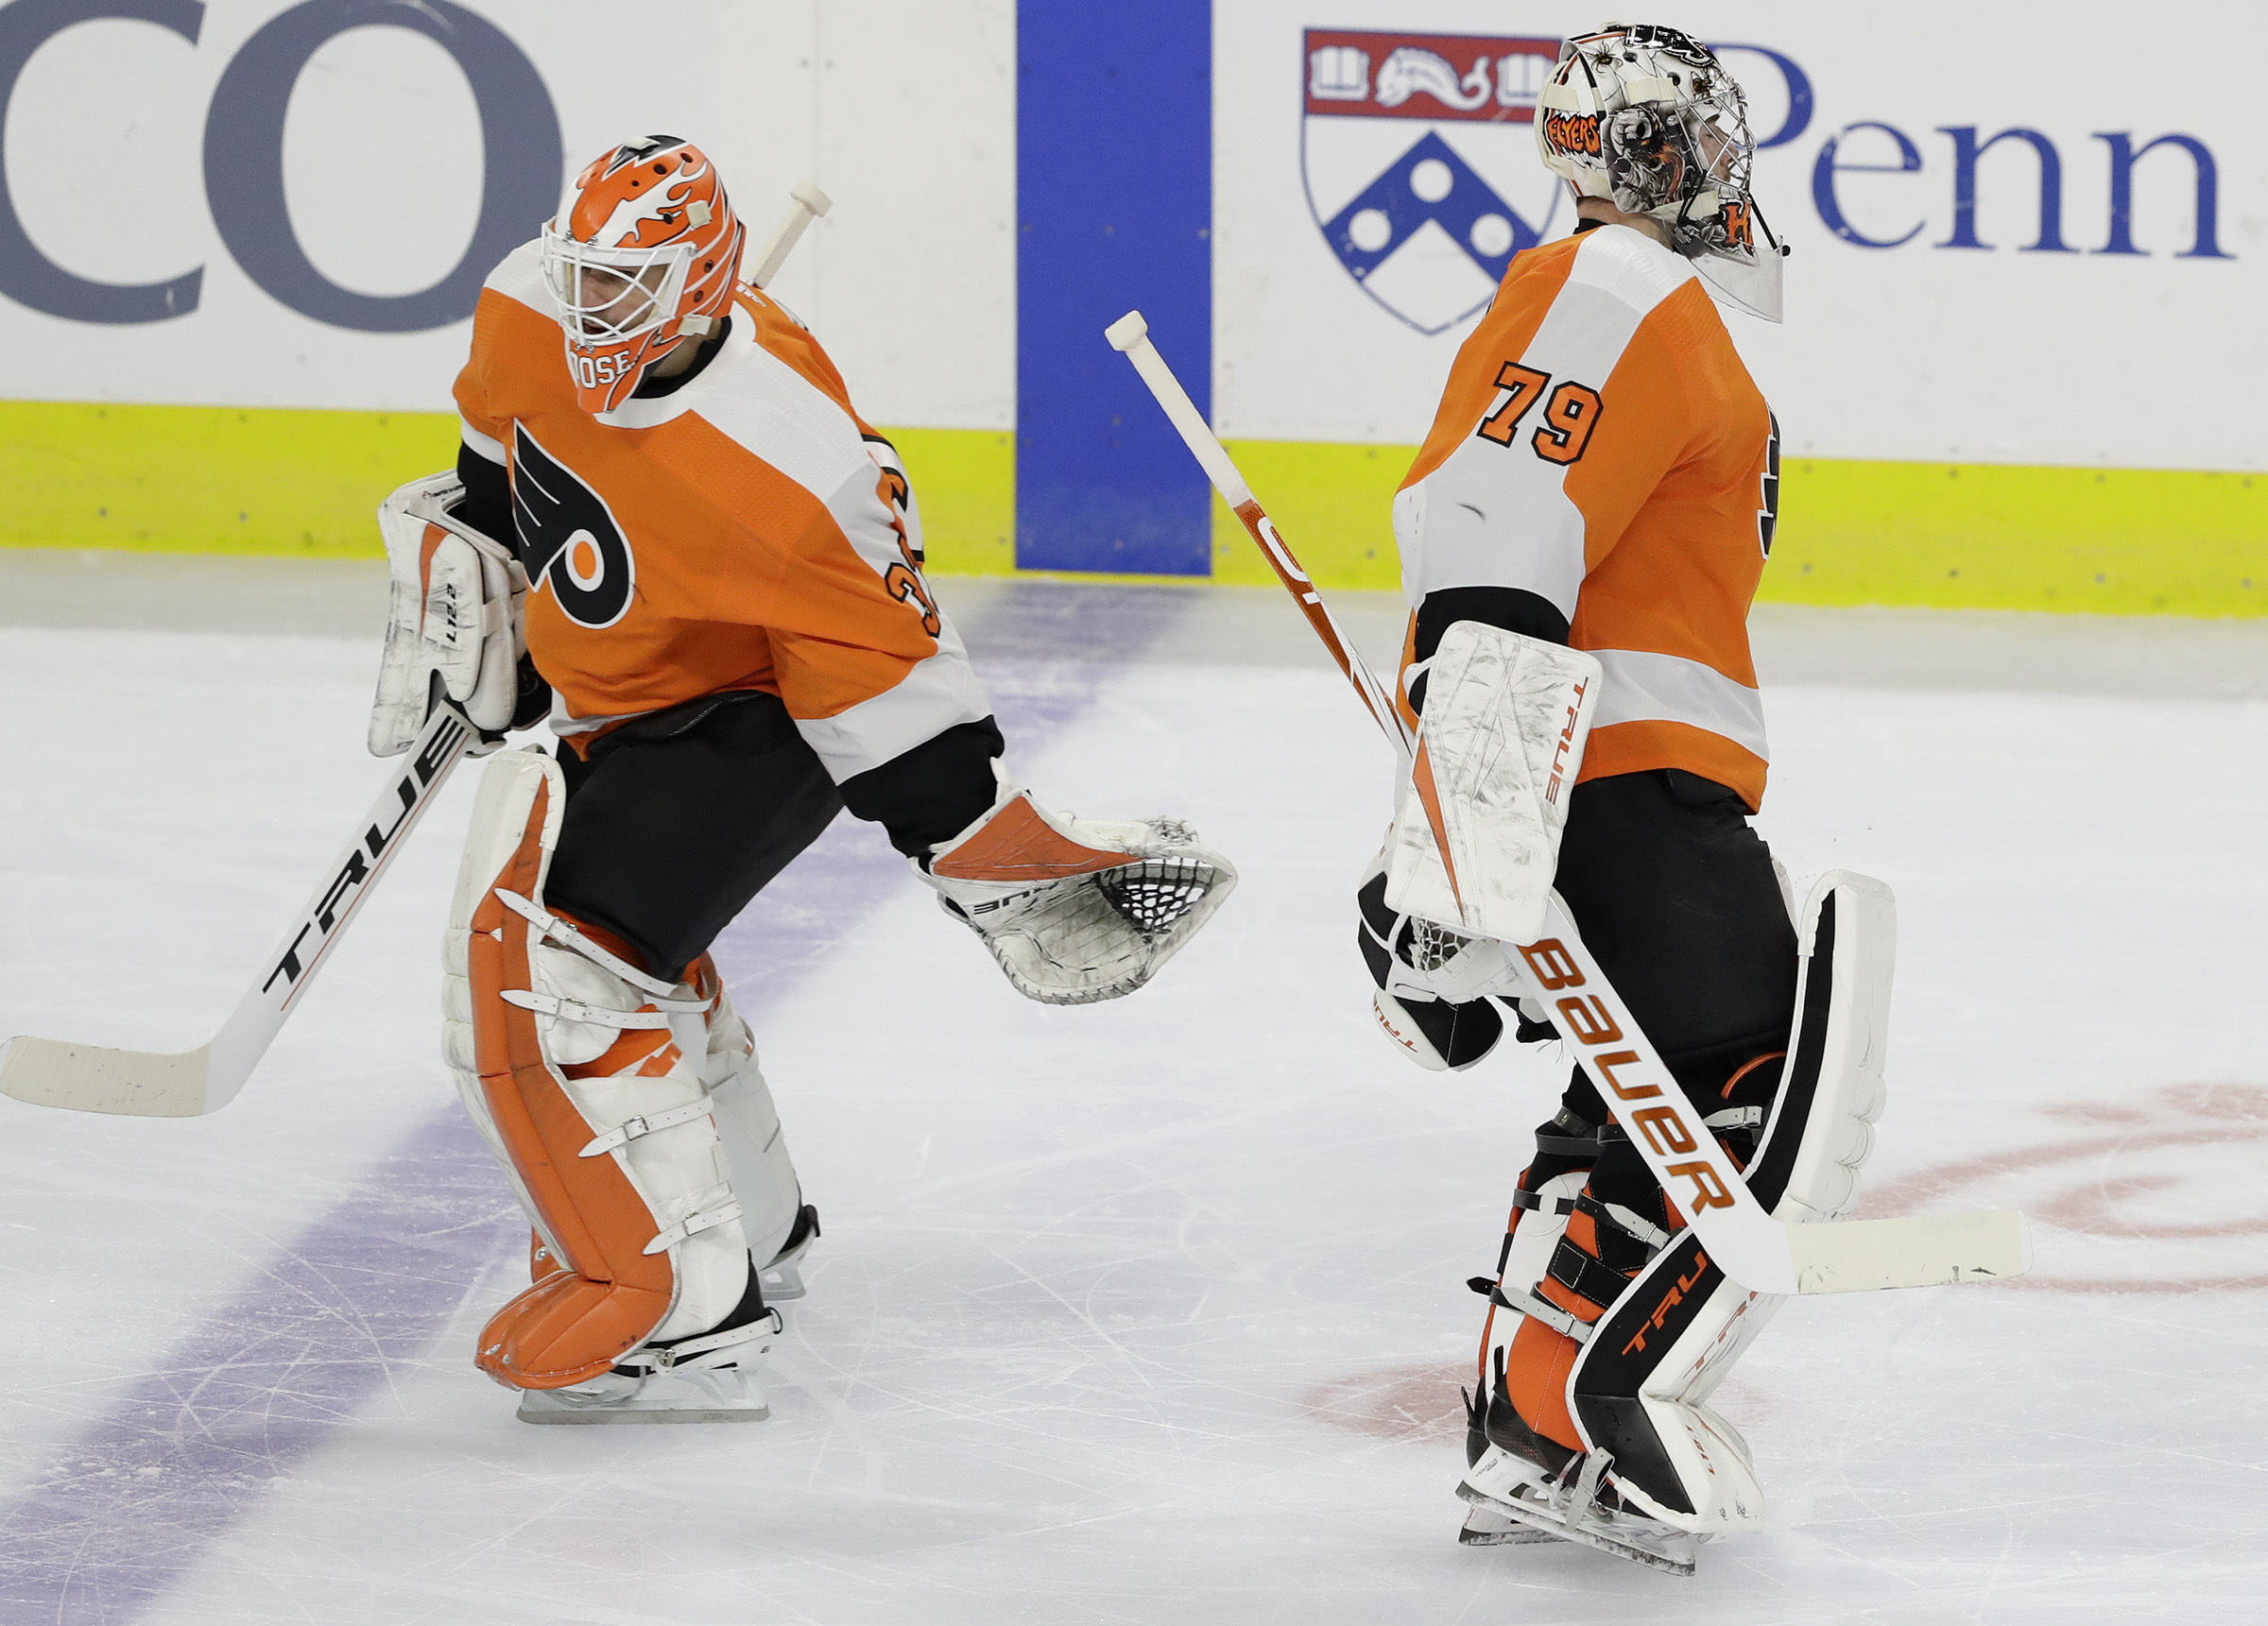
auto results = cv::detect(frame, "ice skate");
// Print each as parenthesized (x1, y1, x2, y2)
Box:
(1458, 1445, 1698, 1576)
(517, 1298, 783, 1425)
(756, 1203, 821, 1302)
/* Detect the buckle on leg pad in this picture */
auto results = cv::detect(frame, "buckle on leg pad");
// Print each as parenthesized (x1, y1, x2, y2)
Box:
(500, 989, 706, 1028)
(578, 1095, 717, 1157)
(642, 1198, 745, 1256)
(617, 1307, 783, 1374)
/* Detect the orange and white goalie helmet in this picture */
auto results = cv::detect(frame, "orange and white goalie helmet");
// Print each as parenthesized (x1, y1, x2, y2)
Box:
(1536, 24, 1786, 321)
(539, 135, 746, 412)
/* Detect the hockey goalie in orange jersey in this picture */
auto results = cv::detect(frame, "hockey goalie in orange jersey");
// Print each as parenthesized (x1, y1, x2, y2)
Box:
(365, 136, 1234, 1424)
(1350, 27, 1893, 1573)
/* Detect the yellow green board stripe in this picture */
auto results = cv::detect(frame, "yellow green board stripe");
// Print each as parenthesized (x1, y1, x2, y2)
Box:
(1210, 437, 2268, 618)
(3, 400, 2259, 616)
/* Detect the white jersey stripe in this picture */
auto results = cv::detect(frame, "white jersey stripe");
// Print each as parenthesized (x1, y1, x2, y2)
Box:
(1589, 647, 1769, 762)
(459, 416, 507, 466)
(1395, 229, 1688, 622)
(793, 646, 992, 781)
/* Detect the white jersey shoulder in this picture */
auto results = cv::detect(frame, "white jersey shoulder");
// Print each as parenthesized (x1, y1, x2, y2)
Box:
(480, 237, 550, 317)
(1565, 224, 1700, 320)
(600, 300, 873, 513)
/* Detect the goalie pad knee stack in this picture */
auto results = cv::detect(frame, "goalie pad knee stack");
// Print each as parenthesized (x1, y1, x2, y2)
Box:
(1460, 872, 1897, 1562)
(442, 749, 789, 1407)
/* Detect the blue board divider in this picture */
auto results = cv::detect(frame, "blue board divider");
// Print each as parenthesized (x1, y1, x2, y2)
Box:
(1015, 1, 1213, 575)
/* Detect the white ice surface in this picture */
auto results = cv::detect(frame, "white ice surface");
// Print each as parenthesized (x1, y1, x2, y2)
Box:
(2, 593, 2265, 1623)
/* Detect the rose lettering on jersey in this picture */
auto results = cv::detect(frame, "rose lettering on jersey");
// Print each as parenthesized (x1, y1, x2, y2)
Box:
(1665, 1159, 1738, 1211)
(1592, 1049, 1661, 1103)
(1555, 994, 1623, 1046)
(1518, 938, 1583, 990)
(1631, 1104, 1701, 1156)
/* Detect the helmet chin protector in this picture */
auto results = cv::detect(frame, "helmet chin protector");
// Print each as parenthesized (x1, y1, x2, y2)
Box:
(540, 135, 747, 413)
(1537, 23, 1787, 321)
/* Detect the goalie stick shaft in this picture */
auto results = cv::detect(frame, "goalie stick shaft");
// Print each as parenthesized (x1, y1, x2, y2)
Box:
(1105, 309, 2028, 1296)
(748, 182, 833, 290)
(1104, 313, 1413, 764)
(0, 702, 474, 1118)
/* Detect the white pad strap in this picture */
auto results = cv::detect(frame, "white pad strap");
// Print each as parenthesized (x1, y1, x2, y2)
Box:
(642, 1198, 746, 1256)
(1386, 623, 1602, 944)
(499, 989, 706, 1028)
(615, 1306, 782, 1374)
(578, 1096, 718, 1158)
(1601, 1202, 1674, 1253)
(1511, 1288, 1594, 1344)
(492, 887, 684, 998)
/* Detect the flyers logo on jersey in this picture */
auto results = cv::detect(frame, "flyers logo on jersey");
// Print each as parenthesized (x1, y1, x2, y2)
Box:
(511, 424, 637, 629)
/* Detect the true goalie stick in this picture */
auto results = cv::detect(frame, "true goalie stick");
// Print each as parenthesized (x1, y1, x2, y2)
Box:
(0, 185, 838, 1121)
(1, 700, 473, 1118)
(1105, 309, 2029, 1297)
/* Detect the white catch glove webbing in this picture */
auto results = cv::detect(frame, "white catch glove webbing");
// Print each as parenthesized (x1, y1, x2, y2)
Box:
(917, 768, 1236, 1005)
(369, 470, 526, 758)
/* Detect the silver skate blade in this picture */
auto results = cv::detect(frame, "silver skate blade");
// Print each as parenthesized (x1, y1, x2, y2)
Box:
(1458, 1504, 1559, 1546)
(758, 1261, 806, 1302)
(1455, 1482, 1697, 1577)
(516, 1392, 769, 1426)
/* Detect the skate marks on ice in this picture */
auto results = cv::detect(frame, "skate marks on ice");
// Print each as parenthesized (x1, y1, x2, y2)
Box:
(0, 1113, 521, 1621)
(1864, 1082, 2268, 1293)
(1296, 1364, 1778, 1448)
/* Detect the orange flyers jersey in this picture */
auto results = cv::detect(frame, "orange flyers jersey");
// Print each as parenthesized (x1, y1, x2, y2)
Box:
(1396, 224, 1778, 809)
(453, 239, 988, 783)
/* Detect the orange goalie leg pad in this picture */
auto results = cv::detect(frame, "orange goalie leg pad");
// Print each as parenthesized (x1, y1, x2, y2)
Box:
(1505, 1316, 1588, 1453)
(466, 777, 676, 1391)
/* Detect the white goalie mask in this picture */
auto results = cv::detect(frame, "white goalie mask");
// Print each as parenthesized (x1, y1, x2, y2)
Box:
(1536, 23, 1787, 321)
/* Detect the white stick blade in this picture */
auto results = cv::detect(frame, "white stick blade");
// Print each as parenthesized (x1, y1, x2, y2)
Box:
(1105, 311, 1148, 351)
(0, 1036, 212, 1118)
(1788, 1209, 2032, 1293)
(790, 180, 832, 216)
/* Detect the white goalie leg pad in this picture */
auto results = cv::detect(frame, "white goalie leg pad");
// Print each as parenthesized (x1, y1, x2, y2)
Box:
(446, 749, 757, 1395)
(518, 904, 747, 1345)
(1558, 870, 1898, 1533)
(918, 764, 1237, 1005)
(1751, 869, 1896, 1224)
(1385, 622, 1602, 945)
(697, 977, 804, 1272)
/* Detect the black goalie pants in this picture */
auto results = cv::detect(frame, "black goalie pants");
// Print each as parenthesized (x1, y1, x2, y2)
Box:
(541, 693, 845, 983)
(1554, 767, 1799, 1105)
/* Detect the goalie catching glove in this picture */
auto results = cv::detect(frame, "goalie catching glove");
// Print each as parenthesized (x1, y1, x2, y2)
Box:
(917, 768, 1236, 1004)
(369, 470, 549, 757)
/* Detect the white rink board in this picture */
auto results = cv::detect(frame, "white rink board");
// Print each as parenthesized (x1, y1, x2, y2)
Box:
(1219, 0, 2264, 470)
(4, 1, 2259, 474)
(1, 578, 2265, 1622)
(0, 0, 1014, 428)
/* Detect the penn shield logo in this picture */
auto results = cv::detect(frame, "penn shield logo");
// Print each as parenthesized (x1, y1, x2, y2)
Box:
(511, 424, 636, 628)
(1302, 28, 1567, 334)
